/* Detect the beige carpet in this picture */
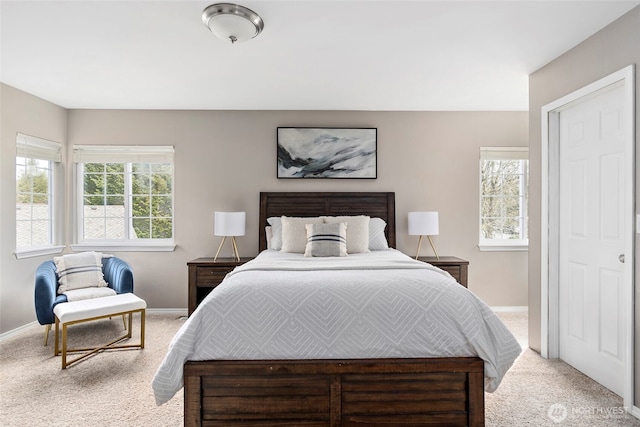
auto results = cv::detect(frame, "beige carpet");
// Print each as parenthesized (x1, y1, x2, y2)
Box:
(0, 310, 638, 426)
(0, 313, 184, 426)
(486, 312, 640, 426)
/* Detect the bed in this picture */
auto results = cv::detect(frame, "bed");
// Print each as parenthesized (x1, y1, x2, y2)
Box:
(153, 192, 521, 426)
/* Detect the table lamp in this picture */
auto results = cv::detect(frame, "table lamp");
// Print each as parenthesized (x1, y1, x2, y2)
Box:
(408, 211, 440, 260)
(214, 211, 246, 262)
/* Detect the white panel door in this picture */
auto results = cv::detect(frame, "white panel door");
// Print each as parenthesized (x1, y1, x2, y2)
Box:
(558, 82, 626, 395)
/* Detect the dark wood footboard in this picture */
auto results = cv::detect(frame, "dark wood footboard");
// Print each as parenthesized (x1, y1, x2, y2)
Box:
(184, 357, 485, 426)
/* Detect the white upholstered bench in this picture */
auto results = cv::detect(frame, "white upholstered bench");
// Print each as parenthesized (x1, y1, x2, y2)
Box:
(53, 293, 146, 369)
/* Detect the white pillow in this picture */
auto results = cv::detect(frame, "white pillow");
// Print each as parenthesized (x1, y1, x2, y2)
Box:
(280, 216, 324, 253)
(266, 217, 282, 250)
(54, 251, 108, 294)
(265, 226, 273, 249)
(63, 287, 116, 302)
(369, 217, 389, 250)
(304, 222, 348, 257)
(322, 215, 370, 254)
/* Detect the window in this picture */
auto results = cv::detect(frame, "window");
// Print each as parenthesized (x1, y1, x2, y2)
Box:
(15, 133, 63, 258)
(479, 147, 528, 251)
(72, 145, 175, 251)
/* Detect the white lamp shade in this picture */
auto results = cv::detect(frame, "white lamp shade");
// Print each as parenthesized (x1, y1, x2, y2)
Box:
(408, 212, 439, 236)
(214, 211, 246, 236)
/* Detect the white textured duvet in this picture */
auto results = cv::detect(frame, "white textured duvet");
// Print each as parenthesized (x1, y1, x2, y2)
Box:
(152, 249, 521, 405)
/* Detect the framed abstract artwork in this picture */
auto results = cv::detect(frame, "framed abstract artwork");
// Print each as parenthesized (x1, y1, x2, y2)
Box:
(277, 127, 377, 179)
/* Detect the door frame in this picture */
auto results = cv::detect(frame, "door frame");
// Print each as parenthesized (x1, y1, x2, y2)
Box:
(541, 65, 635, 407)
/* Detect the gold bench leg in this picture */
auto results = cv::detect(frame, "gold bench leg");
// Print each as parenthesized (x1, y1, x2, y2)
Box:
(55, 308, 145, 369)
(140, 310, 145, 348)
(61, 323, 68, 369)
(127, 312, 133, 339)
(54, 318, 60, 356)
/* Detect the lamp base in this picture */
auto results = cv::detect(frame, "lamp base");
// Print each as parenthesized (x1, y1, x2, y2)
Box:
(214, 236, 240, 262)
(414, 235, 439, 260)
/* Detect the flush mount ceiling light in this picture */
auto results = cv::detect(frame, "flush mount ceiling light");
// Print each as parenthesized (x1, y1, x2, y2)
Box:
(202, 3, 264, 44)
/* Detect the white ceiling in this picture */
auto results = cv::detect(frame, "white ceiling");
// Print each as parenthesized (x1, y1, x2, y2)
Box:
(1, 1, 638, 111)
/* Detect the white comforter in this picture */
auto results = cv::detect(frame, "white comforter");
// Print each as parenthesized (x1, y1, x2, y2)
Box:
(152, 249, 521, 405)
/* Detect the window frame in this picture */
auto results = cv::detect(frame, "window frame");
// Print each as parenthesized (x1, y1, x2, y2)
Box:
(478, 146, 529, 252)
(14, 133, 64, 259)
(71, 145, 176, 252)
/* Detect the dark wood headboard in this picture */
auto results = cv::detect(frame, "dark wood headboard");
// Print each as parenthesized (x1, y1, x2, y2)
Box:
(258, 192, 396, 251)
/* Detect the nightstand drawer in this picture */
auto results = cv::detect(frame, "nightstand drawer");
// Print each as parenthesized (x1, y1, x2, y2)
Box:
(196, 267, 231, 285)
(188, 257, 254, 316)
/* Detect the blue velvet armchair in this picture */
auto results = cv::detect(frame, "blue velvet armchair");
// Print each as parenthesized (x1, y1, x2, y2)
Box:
(34, 256, 134, 345)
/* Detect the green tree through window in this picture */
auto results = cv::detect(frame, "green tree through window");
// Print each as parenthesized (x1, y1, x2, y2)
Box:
(81, 162, 173, 241)
(17, 158, 49, 204)
(16, 157, 52, 248)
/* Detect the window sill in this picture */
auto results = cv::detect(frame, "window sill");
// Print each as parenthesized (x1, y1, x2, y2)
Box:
(14, 245, 66, 259)
(478, 244, 528, 252)
(71, 242, 176, 252)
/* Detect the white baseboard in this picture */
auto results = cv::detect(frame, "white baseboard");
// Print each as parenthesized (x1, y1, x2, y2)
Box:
(147, 308, 188, 317)
(0, 308, 189, 343)
(630, 406, 640, 420)
(491, 306, 528, 312)
(0, 320, 39, 342)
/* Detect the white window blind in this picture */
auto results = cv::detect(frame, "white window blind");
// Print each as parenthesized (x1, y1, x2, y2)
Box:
(16, 133, 62, 162)
(480, 147, 528, 161)
(72, 145, 174, 163)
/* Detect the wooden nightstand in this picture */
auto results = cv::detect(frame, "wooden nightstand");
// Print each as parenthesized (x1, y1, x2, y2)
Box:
(417, 256, 469, 287)
(187, 257, 253, 315)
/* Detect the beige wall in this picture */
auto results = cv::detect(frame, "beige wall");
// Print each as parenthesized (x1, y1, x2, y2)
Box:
(1, 99, 528, 334)
(0, 84, 68, 332)
(528, 5, 639, 402)
(67, 109, 529, 311)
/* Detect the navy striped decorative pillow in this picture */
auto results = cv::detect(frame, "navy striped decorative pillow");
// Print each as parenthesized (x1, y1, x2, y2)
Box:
(304, 222, 348, 257)
(54, 251, 107, 294)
